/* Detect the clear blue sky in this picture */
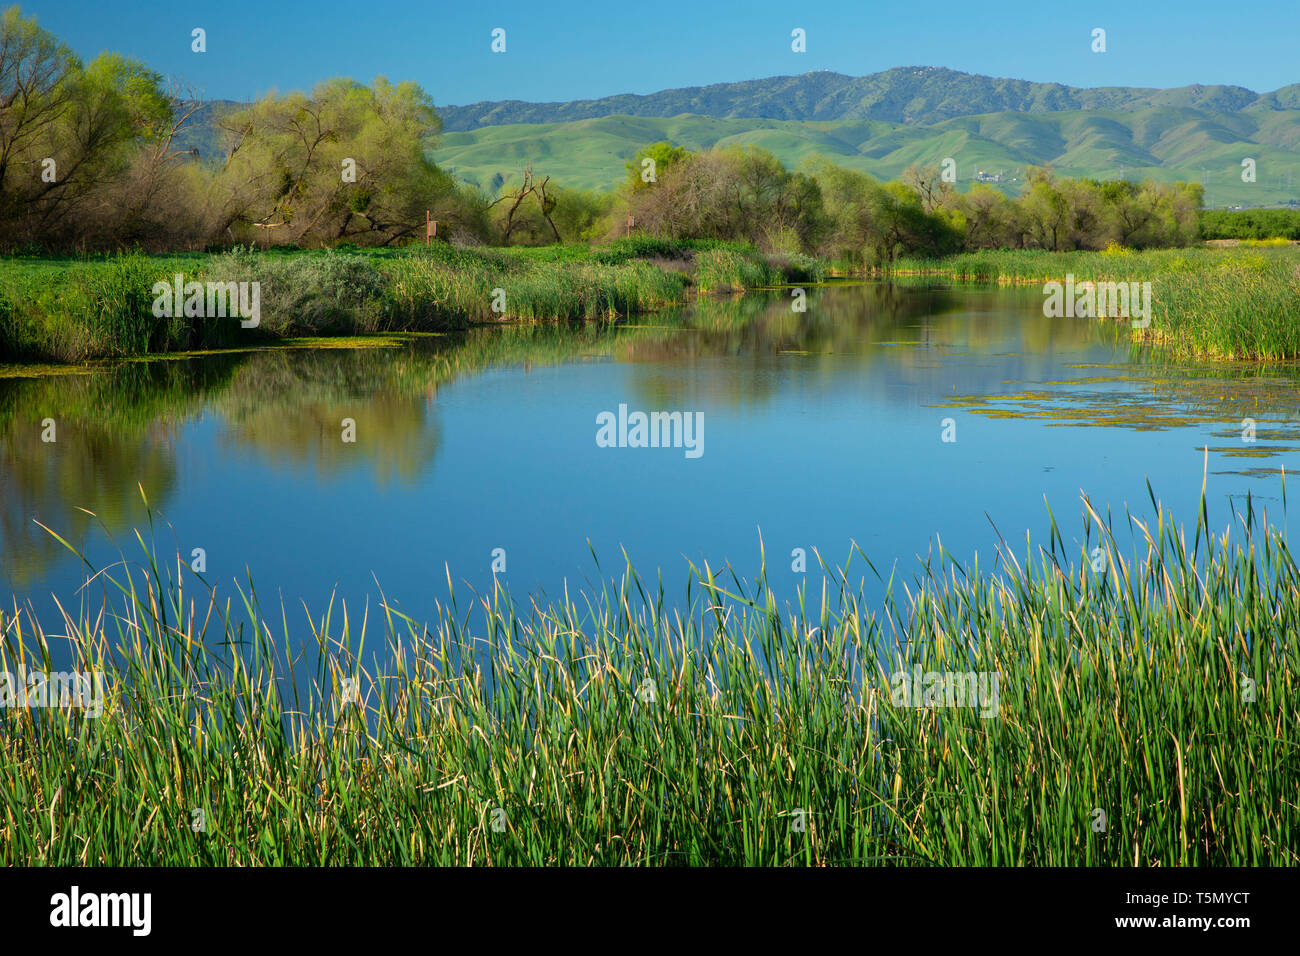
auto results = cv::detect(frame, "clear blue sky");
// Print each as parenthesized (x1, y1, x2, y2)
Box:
(17, 0, 1300, 106)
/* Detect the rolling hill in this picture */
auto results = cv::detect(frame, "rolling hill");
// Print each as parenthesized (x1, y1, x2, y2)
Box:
(431, 106, 1300, 206)
(438, 66, 1300, 130)
(178, 68, 1300, 207)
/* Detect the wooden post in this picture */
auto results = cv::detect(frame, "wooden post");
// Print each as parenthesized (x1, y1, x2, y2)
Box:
(626, 213, 634, 238)
(426, 210, 432, 247)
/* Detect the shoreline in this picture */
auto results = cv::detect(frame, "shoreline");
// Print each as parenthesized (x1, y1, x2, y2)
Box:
(0, 240, 823, 366)
(4, 243, 1299, 367)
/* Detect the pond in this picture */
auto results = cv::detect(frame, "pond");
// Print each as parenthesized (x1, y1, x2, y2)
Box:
(4, 280, 1299, 641)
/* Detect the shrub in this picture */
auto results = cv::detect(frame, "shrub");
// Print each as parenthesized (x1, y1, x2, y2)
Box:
(202, 247, 390, 335)
(693, 248, 780, 292)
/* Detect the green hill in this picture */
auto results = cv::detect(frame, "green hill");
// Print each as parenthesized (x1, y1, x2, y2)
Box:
(432, 107, 1300, 207)
(176, 68, 1300, 208)
(437, 66, 1300, 130)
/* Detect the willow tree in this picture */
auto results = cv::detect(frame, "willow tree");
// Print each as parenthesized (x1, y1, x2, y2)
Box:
(214, 77, 457, 246)
(626, 145, 825, 251)
(0, 6, 170, 249)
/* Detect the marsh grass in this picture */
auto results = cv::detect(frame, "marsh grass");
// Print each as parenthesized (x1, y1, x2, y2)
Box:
(382, 244, 688, 324)
(693, 247, 783, 292)
(0, 253, 198, 362)
(2, 241, 818, 364)
(2, 481, 1297, 866)
(892, 246, 1300, 361)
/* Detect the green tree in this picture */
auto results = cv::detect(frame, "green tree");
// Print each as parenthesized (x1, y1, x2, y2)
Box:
(627, 145, 825, 251)
(626, 141, 690, 191)
(215, 76, 457, 246)
(0, 7, 170, 249)
(1020, 167, 1071, 250)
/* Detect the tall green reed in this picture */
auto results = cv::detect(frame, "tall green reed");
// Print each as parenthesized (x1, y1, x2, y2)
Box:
(2, 481, 1296, 865)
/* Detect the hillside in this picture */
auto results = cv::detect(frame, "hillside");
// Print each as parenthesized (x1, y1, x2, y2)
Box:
(432, 106, 1300, 205)
(178, 68, 1300, 206)
(438, 66, 1300, 130)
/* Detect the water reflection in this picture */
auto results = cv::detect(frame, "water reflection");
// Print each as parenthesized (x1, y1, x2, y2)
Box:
(4, 281, 1299, 608)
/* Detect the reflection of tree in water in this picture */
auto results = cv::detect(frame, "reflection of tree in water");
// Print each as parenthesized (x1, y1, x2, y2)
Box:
(617, 282, 1107, 411)
(0, 361, 210, 587)
(0, 428, 180, 587)
(0, 350, 443, 585)
(214, 350, 440, 486)
(10, 281, 1293, 583)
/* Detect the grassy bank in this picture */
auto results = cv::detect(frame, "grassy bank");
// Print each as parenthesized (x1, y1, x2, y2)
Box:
(891, 246, 1300, 361)
(0, 239, 823, 364)
(7, 240, 1298, 365)
(2, 489, 1297, 866)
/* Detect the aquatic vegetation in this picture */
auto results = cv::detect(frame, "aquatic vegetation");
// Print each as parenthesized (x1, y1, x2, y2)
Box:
(2, 487, 1296, 866)
(934, 361, 1300, 477)
(0, 242, 818, 364)
(892, 246, 1300, 361)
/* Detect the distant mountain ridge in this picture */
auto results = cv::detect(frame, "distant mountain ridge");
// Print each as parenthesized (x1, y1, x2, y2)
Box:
(432, 105, 1300, 205)
(438, 66, 1300, 131)
(174, 69, 1300, 207)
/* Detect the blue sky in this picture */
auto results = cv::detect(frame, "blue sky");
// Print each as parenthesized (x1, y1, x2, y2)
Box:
(18, 0, 1300, 106)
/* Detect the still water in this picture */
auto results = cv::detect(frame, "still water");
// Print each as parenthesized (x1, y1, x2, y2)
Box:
(3, 280, 1298, 636)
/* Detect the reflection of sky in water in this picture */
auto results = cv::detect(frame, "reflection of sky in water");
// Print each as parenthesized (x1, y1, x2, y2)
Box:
(3, 281, 1299, 664)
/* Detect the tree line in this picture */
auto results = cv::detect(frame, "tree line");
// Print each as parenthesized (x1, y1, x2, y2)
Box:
(618, 142, 1204, 266)
(2, 6, 1205, 260)
(0, 7, 484, 251)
